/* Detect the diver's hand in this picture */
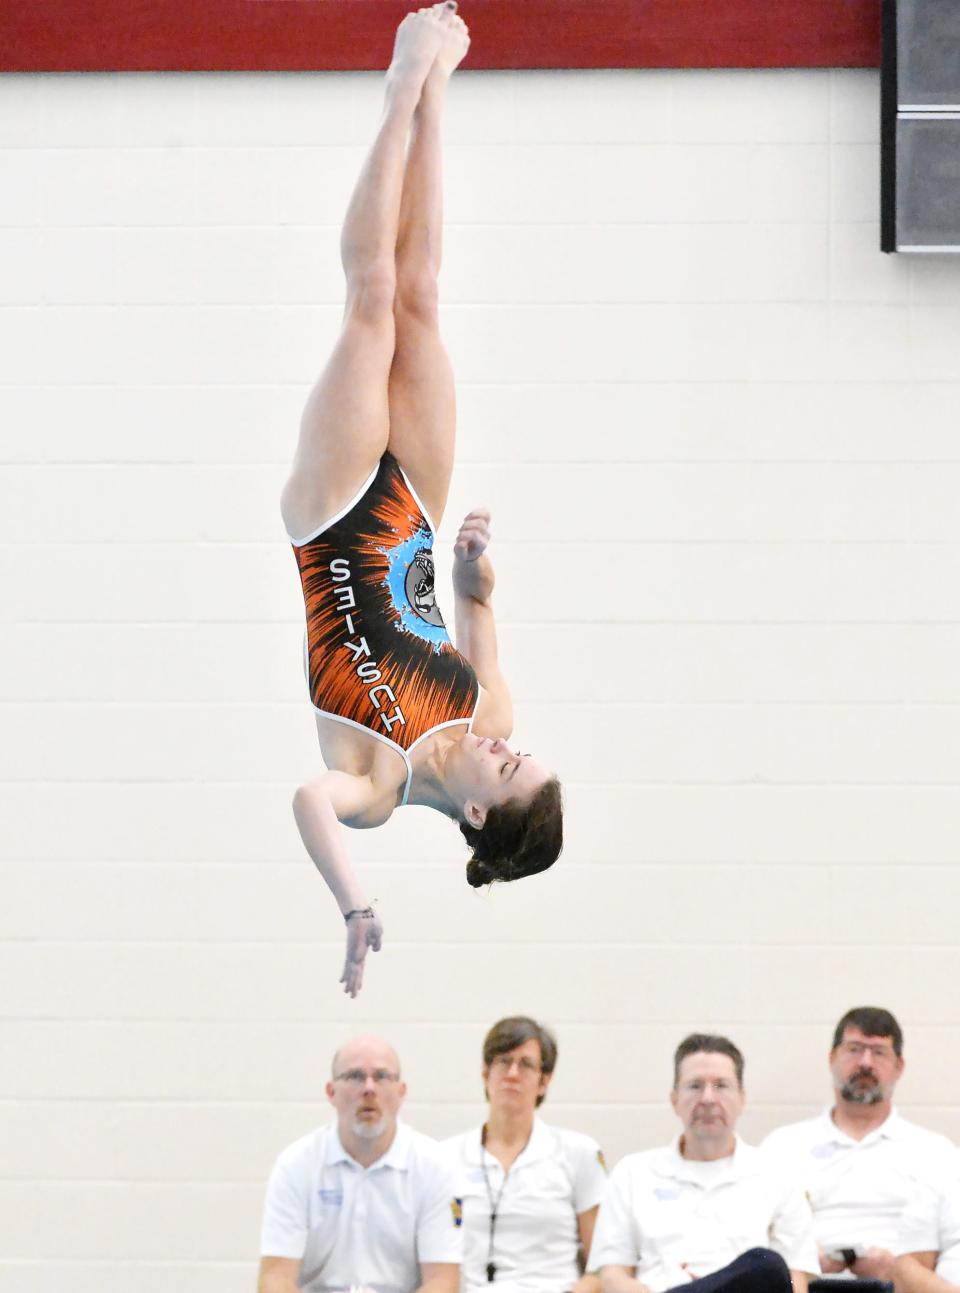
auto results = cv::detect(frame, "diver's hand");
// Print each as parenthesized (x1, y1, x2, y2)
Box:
(340, 910, 383, 998)
(453, 508, 494, 603)
(453, 507, 491, 563)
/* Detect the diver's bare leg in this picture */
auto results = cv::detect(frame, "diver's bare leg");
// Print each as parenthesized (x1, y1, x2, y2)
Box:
(387, 6, 470, 532)
(280, 9, 446, 539)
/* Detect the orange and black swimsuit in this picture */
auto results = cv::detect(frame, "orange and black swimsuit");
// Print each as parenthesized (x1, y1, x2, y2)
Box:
(290, 452, 480, 805)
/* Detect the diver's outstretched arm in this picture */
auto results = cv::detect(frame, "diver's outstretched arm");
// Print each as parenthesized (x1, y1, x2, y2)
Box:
(452, 509, 514, 737)
(292, 773, 387, 997)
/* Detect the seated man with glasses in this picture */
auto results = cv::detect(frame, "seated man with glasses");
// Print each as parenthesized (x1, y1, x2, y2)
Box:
(761, 1007, 956, 1291)
(258, 1034, 461, 1293)
(591, 1033, 818, 1293)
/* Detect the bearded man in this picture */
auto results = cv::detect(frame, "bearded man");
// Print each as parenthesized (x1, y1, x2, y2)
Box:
(761, 1008, 955, 1289)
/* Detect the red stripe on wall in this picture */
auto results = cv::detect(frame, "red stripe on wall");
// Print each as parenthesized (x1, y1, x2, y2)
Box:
(2, 0, 880, 72)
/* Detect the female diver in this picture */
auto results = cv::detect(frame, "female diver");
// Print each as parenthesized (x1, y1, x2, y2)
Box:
(282, 4, 563, 997)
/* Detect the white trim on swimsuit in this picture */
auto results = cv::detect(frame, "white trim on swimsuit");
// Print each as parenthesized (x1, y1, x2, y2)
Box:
(286, 460, 438, 547)
(394, 460, 440, 543)
(310, 693, 482, 808)
(287, 463, 381, 548)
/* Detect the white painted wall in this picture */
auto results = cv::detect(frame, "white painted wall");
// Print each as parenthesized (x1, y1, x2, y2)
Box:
(2, 65, 960, 1289)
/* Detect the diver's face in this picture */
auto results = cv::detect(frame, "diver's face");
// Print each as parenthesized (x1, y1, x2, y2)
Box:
(453, 734, 552, 824)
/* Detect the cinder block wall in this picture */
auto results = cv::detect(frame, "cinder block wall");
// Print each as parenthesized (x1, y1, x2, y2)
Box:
(2, 66, 960, 1289)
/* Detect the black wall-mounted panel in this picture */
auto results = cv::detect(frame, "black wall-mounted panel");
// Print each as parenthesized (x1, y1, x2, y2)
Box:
(897, 0, 960, 103)
(881, 0, 899, 250)
(882, 0, 960, 250)
(896, 117, 960, 246)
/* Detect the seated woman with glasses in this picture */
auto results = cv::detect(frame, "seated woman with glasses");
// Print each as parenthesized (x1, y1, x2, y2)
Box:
(442, 1016, 607, 1293)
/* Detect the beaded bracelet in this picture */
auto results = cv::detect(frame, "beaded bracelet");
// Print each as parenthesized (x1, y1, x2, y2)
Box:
(343, 906, 376, 924)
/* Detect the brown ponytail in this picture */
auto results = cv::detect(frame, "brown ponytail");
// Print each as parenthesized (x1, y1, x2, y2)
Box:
(460, 777, 563, 886)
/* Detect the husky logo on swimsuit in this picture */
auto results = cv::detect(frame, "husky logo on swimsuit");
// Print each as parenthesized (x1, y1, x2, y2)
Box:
(405, 547, 445, 628)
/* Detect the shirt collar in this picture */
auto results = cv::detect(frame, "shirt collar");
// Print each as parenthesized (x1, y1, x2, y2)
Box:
(329, 1118, 412, 1171)
(470, 1115, 550, 1167)
(659, 1134, 752, 1183)
(522, 1115, 552, 1164)
(823, 1106, 901, 1145)
(328, 1124, 351, 1166)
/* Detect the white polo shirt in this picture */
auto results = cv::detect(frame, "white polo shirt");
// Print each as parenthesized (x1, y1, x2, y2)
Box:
(898, 1168, 960, 1283)
(442, 1117, 607, 1293)
(261, 1120, 463, 1293)
(588, 1136, 819, 1291)
(761, 1109, 957, 1254)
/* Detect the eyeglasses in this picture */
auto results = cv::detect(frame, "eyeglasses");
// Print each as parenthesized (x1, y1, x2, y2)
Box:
(490, 1055, 542, 1075)
(839, 1041, 896, 1062)
(333, 1068, 400, 1086)
(678, 1078, 737, 1095)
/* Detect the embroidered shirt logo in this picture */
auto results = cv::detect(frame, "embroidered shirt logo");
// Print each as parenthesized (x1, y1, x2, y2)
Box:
(451, 1198, 463, 1227)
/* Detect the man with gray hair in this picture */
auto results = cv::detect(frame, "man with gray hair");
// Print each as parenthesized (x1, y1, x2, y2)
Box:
(591, 1032, 818, 1293)
(761, 1006, 956, 1287)
(257, 1034, 461, 1293)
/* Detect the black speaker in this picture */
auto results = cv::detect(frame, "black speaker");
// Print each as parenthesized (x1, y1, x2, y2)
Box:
(881, 0, 960, 252)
